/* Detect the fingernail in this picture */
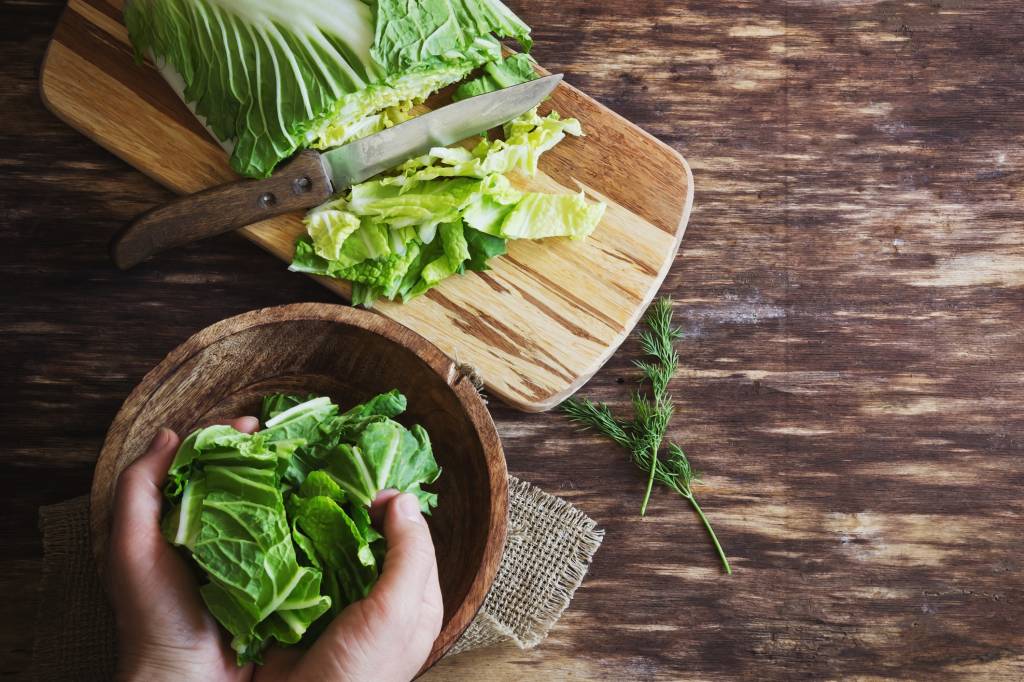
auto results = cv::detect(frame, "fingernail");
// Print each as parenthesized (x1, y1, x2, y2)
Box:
(238, 416, 260, 432)
(396, 494, 424, 523)
(372, 488, 400, 505)
(150, 428, 173, 451)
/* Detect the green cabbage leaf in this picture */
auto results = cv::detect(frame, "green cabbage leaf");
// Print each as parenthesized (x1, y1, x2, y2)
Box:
(161, 426, 331, 663)
(291, 103, 605, 303)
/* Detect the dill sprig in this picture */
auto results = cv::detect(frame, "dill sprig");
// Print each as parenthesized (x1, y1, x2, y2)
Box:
(561, 297, 732, 574)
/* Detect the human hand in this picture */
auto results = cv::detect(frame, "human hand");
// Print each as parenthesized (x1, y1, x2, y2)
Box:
(108, 418, 259, 682)
(258, 489, 444, 682)
(109, 423, 443, 682)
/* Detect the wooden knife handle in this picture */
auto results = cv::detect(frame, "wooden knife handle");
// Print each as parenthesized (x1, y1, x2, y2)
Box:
(110, 151, 333, 269)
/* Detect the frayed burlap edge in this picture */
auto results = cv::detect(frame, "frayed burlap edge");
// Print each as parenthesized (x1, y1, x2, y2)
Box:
(447, 476, 604, 654)
(29, 477, 602, 678)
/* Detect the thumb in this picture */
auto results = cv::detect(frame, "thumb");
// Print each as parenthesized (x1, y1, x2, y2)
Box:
(370, 492, 437, 627)
(337, 493, 436, 640)
(294, 493, 440, 682)
(364, 492, 444, 660)
(109, 427, 181, 573)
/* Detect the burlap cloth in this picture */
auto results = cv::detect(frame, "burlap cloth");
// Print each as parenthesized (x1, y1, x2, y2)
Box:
(30, 475, 602, 680)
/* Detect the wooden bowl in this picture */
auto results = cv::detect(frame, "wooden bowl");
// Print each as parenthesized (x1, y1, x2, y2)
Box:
(91, 303, 507, 671)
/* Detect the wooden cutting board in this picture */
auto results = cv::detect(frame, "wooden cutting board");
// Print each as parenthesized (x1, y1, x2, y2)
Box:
(40, 0, 692, 412)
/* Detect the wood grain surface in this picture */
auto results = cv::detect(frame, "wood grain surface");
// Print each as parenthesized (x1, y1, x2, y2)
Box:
(4, 0, 1024, 679)
(89, 303, 508, 672)
(38, 0, 693, 412)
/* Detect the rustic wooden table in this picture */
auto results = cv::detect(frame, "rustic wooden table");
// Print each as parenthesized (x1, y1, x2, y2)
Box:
(3, 1, 1023, 679)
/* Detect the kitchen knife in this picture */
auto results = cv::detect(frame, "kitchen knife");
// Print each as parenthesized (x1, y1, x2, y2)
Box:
(110, 74, 563, 270)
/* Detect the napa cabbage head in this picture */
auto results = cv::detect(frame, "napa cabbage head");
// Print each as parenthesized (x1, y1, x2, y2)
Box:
(125, 0, 532, 177)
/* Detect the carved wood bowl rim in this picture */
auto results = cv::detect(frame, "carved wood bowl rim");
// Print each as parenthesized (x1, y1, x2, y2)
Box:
(90, 302, 508, 672)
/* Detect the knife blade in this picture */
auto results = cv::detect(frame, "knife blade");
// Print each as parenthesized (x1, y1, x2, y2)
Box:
(111, 73, 563, 269)
(321, 74, 562, 190)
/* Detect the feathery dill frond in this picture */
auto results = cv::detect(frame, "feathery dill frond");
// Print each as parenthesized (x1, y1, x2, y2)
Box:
(559, 297, 731, 574)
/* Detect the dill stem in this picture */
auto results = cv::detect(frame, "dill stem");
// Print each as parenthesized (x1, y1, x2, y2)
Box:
(639, 441, 658, 516)
(686, 493, 732, 574)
